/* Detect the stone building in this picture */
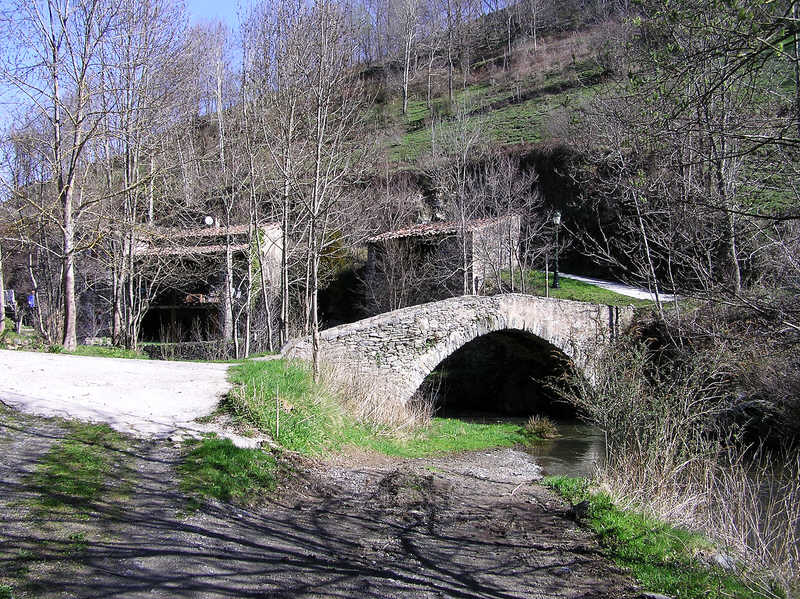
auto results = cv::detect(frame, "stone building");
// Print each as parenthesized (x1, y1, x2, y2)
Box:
(364, 215, 520, 316)
(133, 222, 281, 343)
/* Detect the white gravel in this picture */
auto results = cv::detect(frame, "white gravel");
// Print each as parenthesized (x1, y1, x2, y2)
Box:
(0, 349, 231, 438)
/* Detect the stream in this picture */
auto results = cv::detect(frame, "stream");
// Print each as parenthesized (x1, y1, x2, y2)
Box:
(525, 420, 606, 478)
(444, 411, 606, 478)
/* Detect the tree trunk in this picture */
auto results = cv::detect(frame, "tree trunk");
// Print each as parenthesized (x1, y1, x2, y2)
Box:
(222, 244, 234, 343)
(281, 141, 292, 346)
(794, 1, 799, 138)
(62, 185, 78, 350)
(0, 243, 5, 335)
(402, 32, 412, 114)
(633, 194, 664, 318)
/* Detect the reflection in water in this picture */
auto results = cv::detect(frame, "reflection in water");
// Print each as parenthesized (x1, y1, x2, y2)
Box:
(440, 411, 606, 478)
(525, 420, 606, 478)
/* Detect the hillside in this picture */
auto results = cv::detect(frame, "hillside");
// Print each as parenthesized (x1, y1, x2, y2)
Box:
(366, 24, 612, 168)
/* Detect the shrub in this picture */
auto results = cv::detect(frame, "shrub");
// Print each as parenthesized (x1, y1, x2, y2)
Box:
(524, 414, 559, 439)
(560, 338, 800, 596)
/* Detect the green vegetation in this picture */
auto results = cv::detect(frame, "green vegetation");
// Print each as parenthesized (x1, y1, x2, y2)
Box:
(67, 345, 148, 360)
(28, 423, 129, 511)
(178, 437, 282, 509)
(227, 359, 338, 454)
(0, 584, 12, 599)
(225, 360, 538, 458)
(361, 417, 535, 457)
(385, 60, 606, 164)
(508, 270, 653, 307)
(544, 476, 771, 599)
(0, 328, 44, 350)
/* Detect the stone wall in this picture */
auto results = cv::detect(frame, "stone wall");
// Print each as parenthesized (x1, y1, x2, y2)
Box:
(283, 294, 633, 410)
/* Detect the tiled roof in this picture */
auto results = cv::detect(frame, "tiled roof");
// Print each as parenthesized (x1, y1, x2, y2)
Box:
(152, 222, 279, 240)
(135, 243, 249, 257)
(367, 216, 513, 242)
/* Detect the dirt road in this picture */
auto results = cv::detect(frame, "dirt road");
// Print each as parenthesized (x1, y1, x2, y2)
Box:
(0, 350, 230, 437)
(0, 407, 640, 599)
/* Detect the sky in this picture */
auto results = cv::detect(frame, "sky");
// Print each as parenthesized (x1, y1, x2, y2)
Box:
(186, 0, 250, 28)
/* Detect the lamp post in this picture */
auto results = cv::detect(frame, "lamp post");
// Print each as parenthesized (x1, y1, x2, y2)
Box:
(552, 211, 561, 289)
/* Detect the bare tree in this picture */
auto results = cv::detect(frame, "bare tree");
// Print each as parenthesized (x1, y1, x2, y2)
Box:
(399, 0, 422, 114)
(0, 232, 5, 335)
(429, 105, 487, 294)
(297, 0, 372, 378)
(0, 0, 126, 349)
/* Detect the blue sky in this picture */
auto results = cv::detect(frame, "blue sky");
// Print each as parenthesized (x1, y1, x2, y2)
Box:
(186, 0, 252, 27)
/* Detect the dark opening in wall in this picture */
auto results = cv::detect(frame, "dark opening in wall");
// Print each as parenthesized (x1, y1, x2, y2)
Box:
(420, 329, 578, 417)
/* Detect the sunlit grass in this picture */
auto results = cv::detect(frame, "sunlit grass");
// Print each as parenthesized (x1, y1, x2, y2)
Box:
(507, 269, 653, 307)
(67, 345, 148, 360)
(544, 476, 772, 599)
(225, 360, 538, 458)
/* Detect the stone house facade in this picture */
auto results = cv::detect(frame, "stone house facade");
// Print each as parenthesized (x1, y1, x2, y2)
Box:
(364, 215, 520, 316)
(133, 222, 281, 343)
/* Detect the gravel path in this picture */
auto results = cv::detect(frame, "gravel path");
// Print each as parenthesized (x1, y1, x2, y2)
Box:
(0, 407, 641, 599)
(0, 350, 230, 438)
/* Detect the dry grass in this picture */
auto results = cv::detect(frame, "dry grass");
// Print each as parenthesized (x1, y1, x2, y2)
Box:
(565, 340, 800, 597)
(318, 361, 434, 435)
(525, 415, 559, 439)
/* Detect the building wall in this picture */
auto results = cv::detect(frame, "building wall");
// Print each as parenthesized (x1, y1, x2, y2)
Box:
(364, 216, 521, 316)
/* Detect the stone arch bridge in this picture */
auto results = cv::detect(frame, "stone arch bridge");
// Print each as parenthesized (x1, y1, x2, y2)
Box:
(283, 294, 633, 410)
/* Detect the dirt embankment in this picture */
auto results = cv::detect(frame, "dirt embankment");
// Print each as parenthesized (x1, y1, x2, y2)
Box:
(0, 408, 640, 598)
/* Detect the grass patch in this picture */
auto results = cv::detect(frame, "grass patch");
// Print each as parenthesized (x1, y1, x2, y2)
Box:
(28, 422, 129, 511)
(225, 360, 539, 458)
(544, 476, 770, 599)
(227, 359, 341, 454)
(356, 417, 537, 458)
(67, 345, 148, 360)
(508, 270, 653, 307)
(178, 436, 282, 509)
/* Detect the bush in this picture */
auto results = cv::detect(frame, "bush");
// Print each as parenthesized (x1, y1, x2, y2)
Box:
(561, 338, 800, 596)
(524, 414, 559, 439)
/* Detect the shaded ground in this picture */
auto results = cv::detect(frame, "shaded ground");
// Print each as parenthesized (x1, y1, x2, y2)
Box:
(0, 408, 641, 599)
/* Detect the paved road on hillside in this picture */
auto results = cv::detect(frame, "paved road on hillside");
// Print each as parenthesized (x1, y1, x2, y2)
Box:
(0, 350, 230, 437)
(561, 273, 677, 302)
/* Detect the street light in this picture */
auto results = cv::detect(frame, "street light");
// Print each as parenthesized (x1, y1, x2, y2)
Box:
(552, 211, 561, 289)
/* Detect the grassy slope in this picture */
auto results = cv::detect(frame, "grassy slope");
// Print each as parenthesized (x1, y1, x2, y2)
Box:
(225, 359, 536, 458)
(379, 41, 608, 166)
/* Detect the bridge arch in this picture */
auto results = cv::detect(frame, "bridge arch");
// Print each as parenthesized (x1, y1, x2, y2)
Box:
(421, 327, 577, 416)
(283, 294, 631, 418)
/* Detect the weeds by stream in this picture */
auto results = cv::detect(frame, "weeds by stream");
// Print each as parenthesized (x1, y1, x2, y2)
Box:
(561, 338, 800, 598)
(545, 476, 775, 599)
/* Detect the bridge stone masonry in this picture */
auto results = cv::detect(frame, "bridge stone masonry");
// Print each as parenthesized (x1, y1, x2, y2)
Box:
(282, 294, 634, 411)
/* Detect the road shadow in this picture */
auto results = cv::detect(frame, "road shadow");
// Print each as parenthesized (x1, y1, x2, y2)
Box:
(0, 411, 637, 598)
